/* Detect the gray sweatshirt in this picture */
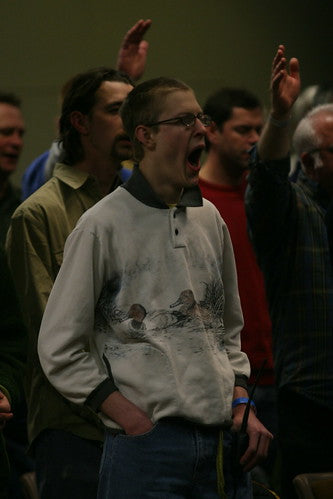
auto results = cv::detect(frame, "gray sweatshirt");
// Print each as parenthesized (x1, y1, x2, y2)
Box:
(38, 168, 249, 430)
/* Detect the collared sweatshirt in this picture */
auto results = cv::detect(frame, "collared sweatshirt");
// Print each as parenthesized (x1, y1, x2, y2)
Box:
(38, 167, 250, 429)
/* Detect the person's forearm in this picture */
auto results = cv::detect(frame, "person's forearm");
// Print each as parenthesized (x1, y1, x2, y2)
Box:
(258, 113, 291, 161)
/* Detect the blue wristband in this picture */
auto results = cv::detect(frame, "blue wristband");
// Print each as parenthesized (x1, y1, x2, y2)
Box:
(232, 397, 256, 413)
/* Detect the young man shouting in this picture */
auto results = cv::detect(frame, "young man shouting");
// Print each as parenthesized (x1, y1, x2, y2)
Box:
(38, 77, 271, 498)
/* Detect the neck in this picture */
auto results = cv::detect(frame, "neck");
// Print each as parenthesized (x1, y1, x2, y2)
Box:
(139, 160, 183, 205)
(75, 158, 121, 197)
(200, 150, 244, 187)
(0, 172, 10, 200)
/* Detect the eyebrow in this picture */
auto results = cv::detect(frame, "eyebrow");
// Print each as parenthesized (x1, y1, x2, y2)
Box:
(105, 100, 124, 107)
(168, 110, 203, 118)
(0, 126, 25, 134)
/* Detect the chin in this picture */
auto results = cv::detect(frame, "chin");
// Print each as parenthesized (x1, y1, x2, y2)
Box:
(186, 175, 199, 188)
(115, 151, 133, 162)
(0, 163, 18, 174)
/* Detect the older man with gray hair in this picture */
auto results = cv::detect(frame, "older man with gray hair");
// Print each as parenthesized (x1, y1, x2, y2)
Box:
(246, 48, 333, 499)
(293, 103, 333, 189)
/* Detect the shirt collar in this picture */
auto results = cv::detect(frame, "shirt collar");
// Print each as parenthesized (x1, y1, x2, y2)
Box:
(53, 162, 124, 193)
(122, 165, 203, 209)
(53, 163, 92, 189)
(297, 169, 330, 210)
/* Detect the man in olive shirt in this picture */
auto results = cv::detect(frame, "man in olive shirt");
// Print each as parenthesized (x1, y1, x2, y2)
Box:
(6, 67, 134, 499)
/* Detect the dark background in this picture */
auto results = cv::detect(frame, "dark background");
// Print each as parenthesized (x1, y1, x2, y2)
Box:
(2, 0, 332, 185)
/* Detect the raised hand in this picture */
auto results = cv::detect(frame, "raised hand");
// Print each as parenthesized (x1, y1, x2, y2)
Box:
(116, 19, 152, 81)
(0, 391, 13, 429)
(271, 44, 301, 118)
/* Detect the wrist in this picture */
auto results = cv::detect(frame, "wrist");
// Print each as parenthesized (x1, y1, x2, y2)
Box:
(269, 112, 290, 127)
(232, 397, 257, 414)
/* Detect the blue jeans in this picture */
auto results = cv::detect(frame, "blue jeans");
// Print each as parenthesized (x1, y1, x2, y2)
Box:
(223, 430, 252, 499)
(98, 418, 252, 498)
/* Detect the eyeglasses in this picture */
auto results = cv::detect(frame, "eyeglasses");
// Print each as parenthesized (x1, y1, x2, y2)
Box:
(309, 146, 333, 155)
(146, 112, 212, 128)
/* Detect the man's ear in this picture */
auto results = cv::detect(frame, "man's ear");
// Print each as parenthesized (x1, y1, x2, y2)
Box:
(135, 125, 156, 150)
(70, 111, 89, 135)
(301, 152, 316, 180)
(205, 122, 219, 144)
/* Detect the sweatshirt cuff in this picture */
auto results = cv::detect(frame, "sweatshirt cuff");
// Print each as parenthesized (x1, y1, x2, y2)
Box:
(85, 378, 118, 412)
(234, 374, 248, 391)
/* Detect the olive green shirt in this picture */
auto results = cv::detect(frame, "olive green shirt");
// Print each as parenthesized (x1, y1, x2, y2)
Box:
(6, 163, 122, 445)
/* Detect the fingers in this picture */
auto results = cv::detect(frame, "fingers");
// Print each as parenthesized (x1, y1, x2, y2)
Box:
(0, 412, 13, 421)
(240, 429, 273, 471)
(272, 55, 286, 79)
(140, 19, 152, 36)
(123, 19, 152, 45)
(271, 45, 286, 90)
(0, 412, 13, 430)
(271, 69, 285, 92)
(272, 45, 299, 81)
(272, 44, 285, 72)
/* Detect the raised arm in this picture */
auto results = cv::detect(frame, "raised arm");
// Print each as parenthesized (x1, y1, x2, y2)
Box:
(116, 19, 152, 81)
(258, 44, 301, 160)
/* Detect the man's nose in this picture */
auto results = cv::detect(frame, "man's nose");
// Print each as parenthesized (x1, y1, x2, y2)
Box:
(9, 131, 24, 148)
(195, 117, 207, 135)
(248, 129, 260, 145)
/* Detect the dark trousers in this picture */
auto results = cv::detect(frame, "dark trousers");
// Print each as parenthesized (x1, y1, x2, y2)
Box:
(34, 429, 103, 499)
(278, 388, 333, 499)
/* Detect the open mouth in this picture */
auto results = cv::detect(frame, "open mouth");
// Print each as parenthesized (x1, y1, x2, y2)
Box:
(3, 153, 19, 163)
(187, 146, 203, 172)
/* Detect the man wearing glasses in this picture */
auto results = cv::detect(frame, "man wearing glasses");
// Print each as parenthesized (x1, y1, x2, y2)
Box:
(38, 77, 272, 497)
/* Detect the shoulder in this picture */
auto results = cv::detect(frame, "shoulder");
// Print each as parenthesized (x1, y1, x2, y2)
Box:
(11, 176, 67, 226)
(70, 186, 124, 232)
(200, 198, 227, 226)
(79, 186, 134, 222)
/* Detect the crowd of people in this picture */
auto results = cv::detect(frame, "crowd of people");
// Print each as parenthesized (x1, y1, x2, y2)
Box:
(1, 18, 332, 499)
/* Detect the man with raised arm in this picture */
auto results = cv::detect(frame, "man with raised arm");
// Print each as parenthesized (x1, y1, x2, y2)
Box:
(246, 46, 333, 498)
(38, 76, 272, 498)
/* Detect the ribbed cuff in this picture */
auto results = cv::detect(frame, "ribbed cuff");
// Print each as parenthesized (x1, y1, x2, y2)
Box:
(85, 378, 118, 412)
(234, 374, 248, 391)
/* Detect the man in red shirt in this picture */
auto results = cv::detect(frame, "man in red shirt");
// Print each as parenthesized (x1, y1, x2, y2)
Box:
(199, 88, 277, 486)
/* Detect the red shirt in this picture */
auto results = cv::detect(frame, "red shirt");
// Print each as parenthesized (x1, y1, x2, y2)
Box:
(199, 176, 274, 384)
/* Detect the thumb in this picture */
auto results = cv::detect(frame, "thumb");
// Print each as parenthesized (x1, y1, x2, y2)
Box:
(289, 57, 300, 79)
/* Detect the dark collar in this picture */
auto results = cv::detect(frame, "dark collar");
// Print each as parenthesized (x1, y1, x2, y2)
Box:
(297, 169, 330, 210)
(122, 165, 203, 209)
